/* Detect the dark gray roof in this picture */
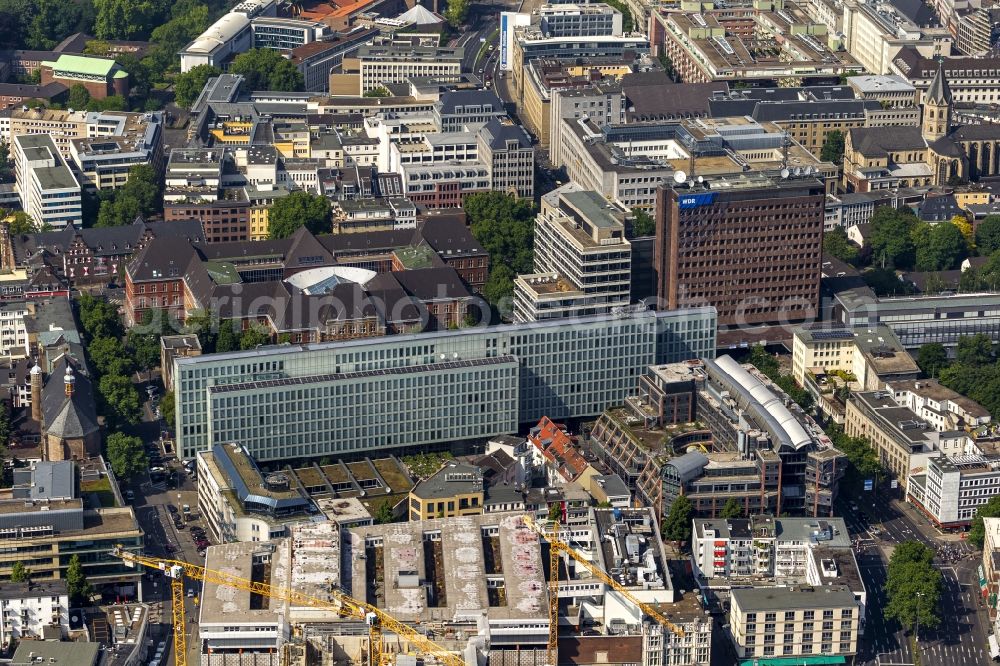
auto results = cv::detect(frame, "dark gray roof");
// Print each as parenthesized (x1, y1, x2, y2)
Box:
(749, 99, 879, 122)
(411, 461, 483, 500)
(390, 266, 475, 301)
(925, 59, 952, 104)
(0, 579, 68, 601)
(480, 118, 531, 151)
(950, 124, 1000, 141)
(41, 357, 98, 439)
(437, 89, 504, 115)
(891, 0, 939, 26)
(13, 218, 204, 265)
(624, 78, 726, 120)
(848, 125, 926, 156)
(0, 81, 66, 98)
(417, 216, 486, 256)
(918, 194, 962, 221)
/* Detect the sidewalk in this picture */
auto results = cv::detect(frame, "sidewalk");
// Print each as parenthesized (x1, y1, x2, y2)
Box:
(889, 497, 970, 543)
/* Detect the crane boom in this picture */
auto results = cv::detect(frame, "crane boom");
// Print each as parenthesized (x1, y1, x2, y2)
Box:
(523, 517, 685, 638)
(111, 546, 466, 666)
(170, 576, 188, 666)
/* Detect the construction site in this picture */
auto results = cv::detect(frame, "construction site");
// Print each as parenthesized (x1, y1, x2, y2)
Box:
(129, 509, 714, 666)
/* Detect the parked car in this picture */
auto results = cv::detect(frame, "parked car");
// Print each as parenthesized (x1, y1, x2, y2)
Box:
(125, 490, 135, 501)
(167, 505, 178, 514)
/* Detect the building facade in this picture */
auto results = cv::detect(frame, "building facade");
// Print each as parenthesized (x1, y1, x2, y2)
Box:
(654, 175, 825, 327)
(173, 308, 718, 460)
(12, 134, 82, 229)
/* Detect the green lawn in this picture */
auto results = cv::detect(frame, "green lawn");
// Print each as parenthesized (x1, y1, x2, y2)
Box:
(81, 477, 118, 508)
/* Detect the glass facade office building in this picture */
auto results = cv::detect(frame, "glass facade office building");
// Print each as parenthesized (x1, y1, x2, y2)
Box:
(174, 307, 717, 461)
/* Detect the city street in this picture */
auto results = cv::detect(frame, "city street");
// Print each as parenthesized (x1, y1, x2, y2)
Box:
(839, 490, 993, 666)
(120, 384, 204, 666)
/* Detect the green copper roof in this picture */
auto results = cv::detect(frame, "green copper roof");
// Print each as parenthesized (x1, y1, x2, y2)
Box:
(41, 54, 122, 78)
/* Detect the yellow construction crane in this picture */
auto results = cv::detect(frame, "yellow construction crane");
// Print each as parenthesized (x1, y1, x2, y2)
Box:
(110, 546, 465, 666)
(522, 516, 685, 666)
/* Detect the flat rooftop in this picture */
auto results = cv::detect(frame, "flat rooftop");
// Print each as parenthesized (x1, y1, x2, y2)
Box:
(732, 585, 858, 611)
(347, 513, 547, 623)
(289, 519, 341, 608)
(200, 540, 291, 625)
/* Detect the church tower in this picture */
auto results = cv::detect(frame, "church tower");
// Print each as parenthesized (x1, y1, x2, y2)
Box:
(922, 60, 952, 142)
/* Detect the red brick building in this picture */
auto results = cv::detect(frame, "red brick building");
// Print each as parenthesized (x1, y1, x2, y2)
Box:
(39, 54, 128, 101)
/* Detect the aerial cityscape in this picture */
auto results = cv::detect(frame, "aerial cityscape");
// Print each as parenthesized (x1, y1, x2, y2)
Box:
(3, 0, 1000, 664)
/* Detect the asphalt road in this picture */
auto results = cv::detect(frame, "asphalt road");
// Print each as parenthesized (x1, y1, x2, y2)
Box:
(839, 489, 992, 666)
(122, 385, 204, 666)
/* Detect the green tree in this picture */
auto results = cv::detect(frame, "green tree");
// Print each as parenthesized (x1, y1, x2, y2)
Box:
(26, 0, 87, 50)
(159, 390, 175, 425)
(970, 495, 1000, 548)
(77, 293, 124, 340)
(981, 252, 1000, 291)
(94, 0, 154, 40)
(374, 500, 394, 524)
(548, 502, 562, 522)
(884, 540, 942, 633)
(466, 192, 536, 311)
(9, 560, 29, 582)
(363, 85, 390, 98)
(719, 497, 743, 519)
(915, 221, 968, 271)
(820, 129, 845, 163)
(182, 309, 217, 353)
(215, 320, 239, 353)
(863, 267, 911, 297)
(66, 554, 93, 606)
(128, 333, 160, 379)
(230, 48, 303, 91)
(173, 64, 220, 108)
(443, 0, 468, 27)
(88, 336, 132, 376)
(106, 432, 147, 481)
(67, 83, 91, 110)
(267, 191, 331, 239)
(956, 333, 993, 367)
(630, 208, 655, 237)
(916, 342, 948, 378)
(662, 495, 693, 543)
(823, 227, 859, 264)
(94, 163, 161, 226)
(977, 216, 1000, 256)
(239, 325, 270, 350)
(7, 211, 37, 235)
(960, 266, 983, 292)
(482, 264, 516, 312)
(98, 374, 142, 425)
(870, 206, 917, 269)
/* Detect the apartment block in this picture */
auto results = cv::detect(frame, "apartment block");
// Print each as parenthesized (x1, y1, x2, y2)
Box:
(655, 173, 825, 327)
(432, 90, 507, 132)
(514, 184, 631, 322)
(0, 581, 69, 643)
(12, 134, 82, 229)
(730, 586, 860, 660)
(172, 307, 717, 460)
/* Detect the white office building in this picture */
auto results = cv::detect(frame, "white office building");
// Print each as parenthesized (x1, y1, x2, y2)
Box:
(514, 183, 631, 322)
(12, 134, 82, 229)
